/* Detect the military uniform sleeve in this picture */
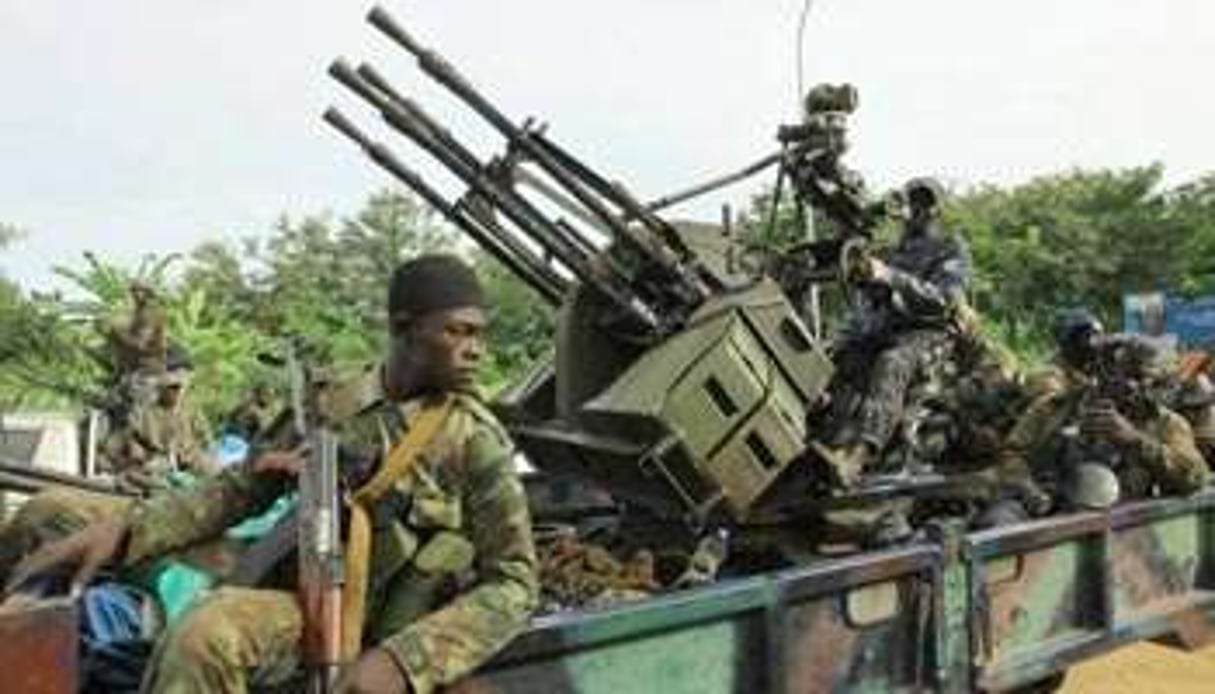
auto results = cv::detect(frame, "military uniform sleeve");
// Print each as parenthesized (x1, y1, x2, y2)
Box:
(122, 462, 289, 564)
(179, 408, 221, 476)
(1126, 410, 1208, 495)
(995, 392, 1066, 511)
(380, 421, 539, 694)
(888, 236, 972, 319)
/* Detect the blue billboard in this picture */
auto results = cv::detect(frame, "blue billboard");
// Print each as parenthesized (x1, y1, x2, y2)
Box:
(1124, 292, 1215, 349)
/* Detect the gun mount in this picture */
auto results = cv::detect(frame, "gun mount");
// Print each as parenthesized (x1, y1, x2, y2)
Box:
(327, 7, 951, 526)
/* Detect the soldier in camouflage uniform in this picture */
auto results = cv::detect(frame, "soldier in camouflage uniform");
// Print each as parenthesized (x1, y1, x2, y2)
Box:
(821, 177, 973, 486)
(10, 255, 538, 694)
(1171, 373, 1215, 464)
(999, 316, 1207, 511)
(102, 281, 169, 407)
(224, 380, 280, 442)
(0, 350, 217, 584)
(99, 351, 219, 491)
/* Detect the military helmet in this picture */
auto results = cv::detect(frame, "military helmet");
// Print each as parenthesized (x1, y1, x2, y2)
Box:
(1063, 462, 1121, 510)
(904, 177, 946, 209)
(1051, 308, 1103, 353)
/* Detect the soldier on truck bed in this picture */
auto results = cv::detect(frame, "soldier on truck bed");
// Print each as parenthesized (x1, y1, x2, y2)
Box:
(7, 254, 539, 694)
(98, 345, 220, 490)
(1169, 372, 1215, 464)
(998, 311, 1208, 514)
(0, 345, 219, 586)
(816, 177, 973, 488)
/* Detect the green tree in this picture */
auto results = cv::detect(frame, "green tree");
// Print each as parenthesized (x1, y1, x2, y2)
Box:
(947, 165, 1192, 351)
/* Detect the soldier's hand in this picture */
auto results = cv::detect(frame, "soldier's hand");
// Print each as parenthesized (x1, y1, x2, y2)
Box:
(867, 258, 893, 284)
(249, 444, 309, 478)
(1081, 403, 1140, 446)
(5, 517, 129, 598)
(335, 648, 410, 694)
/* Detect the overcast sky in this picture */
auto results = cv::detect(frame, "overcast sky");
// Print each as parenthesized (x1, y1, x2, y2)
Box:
(1, 0, 1212, 290)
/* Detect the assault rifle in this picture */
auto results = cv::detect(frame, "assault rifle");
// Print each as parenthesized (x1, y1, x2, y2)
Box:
(283, 343, 343, 693)
(0, 456, 135, 498)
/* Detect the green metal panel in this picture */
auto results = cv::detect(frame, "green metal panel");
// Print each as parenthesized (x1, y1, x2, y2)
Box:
(583, 281, 832, 519)
(1111, 512, 1202, 622)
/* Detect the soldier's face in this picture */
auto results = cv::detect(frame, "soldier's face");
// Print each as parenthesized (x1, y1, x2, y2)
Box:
(907, 189, 939, 228)
(385, 306, 487, 399)
(160, 383, 184, 408)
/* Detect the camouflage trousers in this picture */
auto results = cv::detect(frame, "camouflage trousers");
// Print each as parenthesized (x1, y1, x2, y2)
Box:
(141, 587, 303, 694)
(142, 564, 451, 693)
(0, 488, 132, 585)
(838, 329, 952, 451)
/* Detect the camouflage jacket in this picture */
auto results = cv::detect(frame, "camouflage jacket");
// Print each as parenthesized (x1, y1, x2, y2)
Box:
(100, 399, 218, 482)
(843, 223, 972, 342)
(102, 302, 167, 375)
(1000, 389, 1208, 500)
(120, 370, 539, 694)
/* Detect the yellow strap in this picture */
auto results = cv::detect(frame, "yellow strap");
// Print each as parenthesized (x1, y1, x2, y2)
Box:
(341, 397, 453, 659)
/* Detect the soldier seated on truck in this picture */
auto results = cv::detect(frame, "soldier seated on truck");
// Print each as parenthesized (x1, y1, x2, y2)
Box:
(7, 255, 539, 694)
(997, 311, 1207, 514)
(0, 346, 220, 586)
(1170, 372, 1215, 465)
(901, 331, 1045, 528)
(99, 345, 220, 492)
(816, 177, 974, 487)
(223, 379, 280, 442)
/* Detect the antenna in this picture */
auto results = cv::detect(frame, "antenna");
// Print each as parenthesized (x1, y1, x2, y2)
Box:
(796, 0, 818, 109)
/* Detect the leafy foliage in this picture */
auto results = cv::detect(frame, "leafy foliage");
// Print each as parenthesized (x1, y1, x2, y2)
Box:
(5, 166, 1214, 426)
(744, 165, 1215, 357)
(1, 191, 554, 422)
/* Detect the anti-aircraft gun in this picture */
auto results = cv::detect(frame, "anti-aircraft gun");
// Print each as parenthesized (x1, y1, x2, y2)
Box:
(324, 7, 947, 534)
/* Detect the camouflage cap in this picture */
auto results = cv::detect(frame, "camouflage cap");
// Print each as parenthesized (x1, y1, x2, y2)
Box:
(1108, 334, 1172, 380)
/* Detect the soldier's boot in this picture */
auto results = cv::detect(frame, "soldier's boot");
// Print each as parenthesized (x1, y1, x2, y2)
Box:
(864, 506, 913, 548)
(809, 440, 872, 491)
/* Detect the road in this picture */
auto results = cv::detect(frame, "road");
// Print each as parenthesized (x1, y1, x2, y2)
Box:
(1062, 641, 1215, 693)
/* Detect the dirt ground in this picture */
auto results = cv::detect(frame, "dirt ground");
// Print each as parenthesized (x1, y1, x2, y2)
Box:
(1061, 641, 1215, 693)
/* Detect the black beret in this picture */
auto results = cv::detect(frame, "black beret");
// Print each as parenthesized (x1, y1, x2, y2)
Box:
(388, 254, 485, 317)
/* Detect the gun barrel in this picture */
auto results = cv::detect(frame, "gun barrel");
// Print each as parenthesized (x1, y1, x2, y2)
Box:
(365, 8, 712, 312)
(643, 151, 783, 215)
(330, 61, 655, 328)
(323, 108, 566, 305)
(346, 62, 602, 272)
(0, 459, 133, 497)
